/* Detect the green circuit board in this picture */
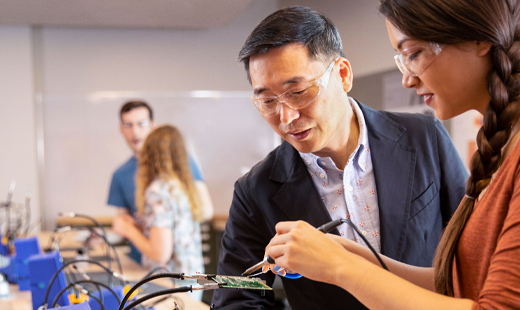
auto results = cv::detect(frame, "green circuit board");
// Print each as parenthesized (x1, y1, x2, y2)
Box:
(213, 275, 272, 290)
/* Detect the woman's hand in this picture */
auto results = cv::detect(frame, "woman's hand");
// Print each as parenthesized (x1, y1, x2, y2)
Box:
(266, 220, 352, 285)
(112, 213, 137, 238)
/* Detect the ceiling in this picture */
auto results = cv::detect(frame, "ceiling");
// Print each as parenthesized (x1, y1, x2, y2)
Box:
(0, 0, 255, 29)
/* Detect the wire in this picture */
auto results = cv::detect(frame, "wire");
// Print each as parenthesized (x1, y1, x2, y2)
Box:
(51, 279, 121, 310)
(122, 286, 193, 310)
(42, 258, 127, 308)
(118, 272, 185, 310)
(50, 224, 124, 287)
(71, 265, 104, 306)
(88, 294, 105, 310)
(142, 266, 172, 279)
(59, 213, 107, 237)
(341, 218, 389, 271)
(73, 225, 124, 278)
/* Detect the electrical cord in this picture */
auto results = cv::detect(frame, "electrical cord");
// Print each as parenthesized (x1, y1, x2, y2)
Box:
(49, 223, 124, 288)
(142, 266, 172, 279)
(119, 217, 389, 310)
(341, 218, 389, 271)
(58, 213, 107, 237)
(260, 218, 388, 277)
(120, 273, 223, 310)
(51, 279, 120, 309)
(87, 294, 105, 310)
(42, 258, 127, 308)
(72, 225, 124, 275)
(121, 286, 193, 310)
(118, 272, 185, 310)
(71, 265, 104, 306)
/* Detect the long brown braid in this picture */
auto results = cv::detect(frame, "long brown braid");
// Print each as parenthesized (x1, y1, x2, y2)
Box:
(380, 0, 520, 296)
(136, 125, 202, 222)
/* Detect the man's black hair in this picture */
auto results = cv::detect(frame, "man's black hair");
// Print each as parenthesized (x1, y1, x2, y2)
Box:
(119, 100, 153, 121)
(238, 5, 345, 83)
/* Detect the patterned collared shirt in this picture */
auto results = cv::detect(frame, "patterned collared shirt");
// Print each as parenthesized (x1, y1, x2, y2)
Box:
(300, 98, 381, 251)
(142, 177, 205, 274)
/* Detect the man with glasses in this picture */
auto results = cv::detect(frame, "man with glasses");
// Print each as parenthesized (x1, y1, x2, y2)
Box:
(107, 100, 210, 263)
(212, 6, 467, 310)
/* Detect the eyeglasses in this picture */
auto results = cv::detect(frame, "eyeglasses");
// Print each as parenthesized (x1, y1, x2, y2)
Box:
(122, 120, 150, 130)
(394, 42, 442, 77)
(251, 58, 338, 116)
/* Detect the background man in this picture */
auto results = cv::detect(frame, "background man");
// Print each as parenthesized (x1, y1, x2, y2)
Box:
(212, 6, 467, 309)
(108, 100, 213, 263)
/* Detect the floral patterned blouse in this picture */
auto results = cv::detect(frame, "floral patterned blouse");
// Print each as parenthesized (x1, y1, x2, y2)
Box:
(141, 177, 204, 276)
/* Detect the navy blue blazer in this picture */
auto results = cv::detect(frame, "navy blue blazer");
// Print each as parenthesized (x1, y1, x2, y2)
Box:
(212, 102, 468, 310)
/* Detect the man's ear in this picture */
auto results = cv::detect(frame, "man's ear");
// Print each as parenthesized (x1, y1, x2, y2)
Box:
(339, 58, 353, 93)
(476, 41, 492, 57)
(119, 123, 124, 135)
(151, 121, 157, 130)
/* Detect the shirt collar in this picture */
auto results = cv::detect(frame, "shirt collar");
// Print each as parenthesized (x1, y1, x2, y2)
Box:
(349, 98, 370, 172)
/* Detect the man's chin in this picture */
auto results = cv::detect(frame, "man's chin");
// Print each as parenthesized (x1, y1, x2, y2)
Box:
(129, 146, 141, 154)
(287, 140, 318, 154)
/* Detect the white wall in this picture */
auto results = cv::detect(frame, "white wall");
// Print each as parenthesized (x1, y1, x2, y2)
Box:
(0, 26, 40, 231)
(40, 1, 280, 93)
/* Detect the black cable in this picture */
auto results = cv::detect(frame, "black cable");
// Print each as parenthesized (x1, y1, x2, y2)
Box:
(72, 224, 124, 285)
(52, 286, 106, 310)
(51, 279, 120, 308)
(78, 226, 111, 273)
(66, 266, 78, 287)
(59, 213, 107, 237)
(70, 265, 104, 306)
(142, 266, 171, 279)
(118, 272, 184, 310)
(95, 283, 104, 307)
(42, 258, 126, 307)
(122, 286, 192, 310)
(341, 218, 389, 271)
(77, 224, 123, 273)
(88, 294, 105, 310)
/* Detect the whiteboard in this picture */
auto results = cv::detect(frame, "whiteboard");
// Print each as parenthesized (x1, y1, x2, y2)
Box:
(40, 91, 277, 229)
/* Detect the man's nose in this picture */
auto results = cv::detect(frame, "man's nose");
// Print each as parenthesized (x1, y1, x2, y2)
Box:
(131, 125, 141, 135)
(279, 101, 300, 124)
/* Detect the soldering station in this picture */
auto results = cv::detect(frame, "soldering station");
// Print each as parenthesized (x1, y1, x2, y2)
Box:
(1, 178, 387, 310)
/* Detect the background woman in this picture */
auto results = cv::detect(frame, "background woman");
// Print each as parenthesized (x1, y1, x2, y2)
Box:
(113, 124, 204, 300)
(265, 0, 520, 309)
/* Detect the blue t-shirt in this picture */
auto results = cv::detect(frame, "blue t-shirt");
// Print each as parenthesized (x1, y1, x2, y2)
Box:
(107, 155, 203, 263)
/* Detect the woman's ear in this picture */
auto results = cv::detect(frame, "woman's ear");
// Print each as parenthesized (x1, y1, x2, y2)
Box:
(339, 58, 353, 92)
(476, 41, 492, 57)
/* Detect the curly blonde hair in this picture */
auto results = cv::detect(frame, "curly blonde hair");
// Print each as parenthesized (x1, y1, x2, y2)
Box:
(135, 125, 202, 222)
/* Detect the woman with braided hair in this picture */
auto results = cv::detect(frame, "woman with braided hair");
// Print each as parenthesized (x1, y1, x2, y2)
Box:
(263, 0, 520, 309)
(112, 124, 204, 300)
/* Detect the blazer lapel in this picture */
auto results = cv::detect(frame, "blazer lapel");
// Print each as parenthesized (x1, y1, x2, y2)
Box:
(359, 102, 416, 260)
(269, 141, 337, 234)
